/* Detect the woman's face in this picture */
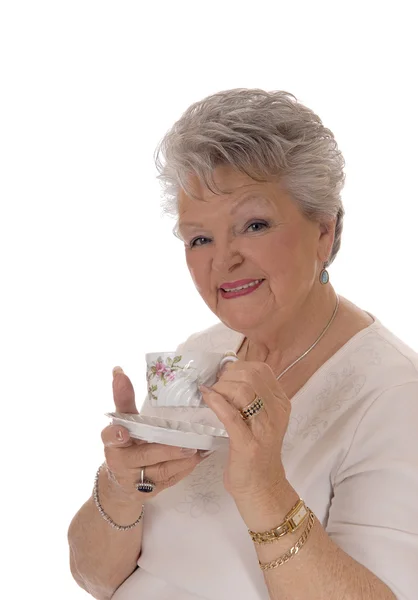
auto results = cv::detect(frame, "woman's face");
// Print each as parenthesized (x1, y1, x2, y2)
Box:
(178, 166, 334, 334)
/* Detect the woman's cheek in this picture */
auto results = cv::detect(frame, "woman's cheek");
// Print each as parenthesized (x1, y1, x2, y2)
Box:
(188, 262, 216, 305)
(188, 262, 205, 292)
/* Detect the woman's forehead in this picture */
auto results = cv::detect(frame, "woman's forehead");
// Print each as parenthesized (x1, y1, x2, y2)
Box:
(177, 168, 295, 232)
(179, 192, 275, 219)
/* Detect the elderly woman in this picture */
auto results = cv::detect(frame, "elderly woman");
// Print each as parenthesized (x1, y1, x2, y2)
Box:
(68, 89, 418, 600)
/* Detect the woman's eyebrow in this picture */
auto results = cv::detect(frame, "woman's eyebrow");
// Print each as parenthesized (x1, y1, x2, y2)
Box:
(177, 220, 205, 232)
(178, 195, 273, 232)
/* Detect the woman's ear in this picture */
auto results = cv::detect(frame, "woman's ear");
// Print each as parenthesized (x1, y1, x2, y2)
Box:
(318, 218, 336, 263)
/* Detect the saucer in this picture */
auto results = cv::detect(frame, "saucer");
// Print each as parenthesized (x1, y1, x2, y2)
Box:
(106, 412, 229, 451)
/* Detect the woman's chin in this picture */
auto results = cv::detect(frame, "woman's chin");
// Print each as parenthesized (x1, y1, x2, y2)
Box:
(218, 310, 261, 334)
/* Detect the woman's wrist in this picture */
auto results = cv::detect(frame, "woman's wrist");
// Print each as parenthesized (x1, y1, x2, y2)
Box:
(99, 465, 144, 510)
(236, 478, 299, 533)
(91, 464, 145, 532)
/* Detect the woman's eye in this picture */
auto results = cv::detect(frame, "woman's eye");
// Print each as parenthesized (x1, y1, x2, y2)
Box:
(189, 236, 211, 248)
(246, 221, 268, 233)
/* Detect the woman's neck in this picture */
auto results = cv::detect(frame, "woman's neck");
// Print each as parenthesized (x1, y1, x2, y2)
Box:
(238, 284, 339, 377)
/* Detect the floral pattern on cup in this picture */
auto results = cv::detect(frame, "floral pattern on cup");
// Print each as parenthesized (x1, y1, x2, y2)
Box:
(147, 355, 183, 401)
(146, 351, 226, 407)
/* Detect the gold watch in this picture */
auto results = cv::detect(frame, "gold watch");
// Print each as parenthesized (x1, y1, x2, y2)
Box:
(249, 498, 309, 544)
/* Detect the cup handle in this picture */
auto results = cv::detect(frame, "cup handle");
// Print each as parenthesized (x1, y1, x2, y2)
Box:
(218, 351, 239, 371)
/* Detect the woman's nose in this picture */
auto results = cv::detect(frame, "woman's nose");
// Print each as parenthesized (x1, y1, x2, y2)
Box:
(212, 243, 243, 272)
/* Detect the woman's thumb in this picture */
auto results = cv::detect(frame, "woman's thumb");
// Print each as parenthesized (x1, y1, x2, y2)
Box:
(112, 366, 139, 414)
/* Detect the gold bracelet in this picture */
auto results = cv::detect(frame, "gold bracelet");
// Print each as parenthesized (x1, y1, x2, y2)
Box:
(259, 509, 315, 571)
(249, 498, 309, 544)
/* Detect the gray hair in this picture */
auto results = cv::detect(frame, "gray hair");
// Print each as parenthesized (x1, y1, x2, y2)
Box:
(154, 88, 346, 267)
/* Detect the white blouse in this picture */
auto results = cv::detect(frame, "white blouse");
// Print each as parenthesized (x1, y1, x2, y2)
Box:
(113, 316, 418, 600)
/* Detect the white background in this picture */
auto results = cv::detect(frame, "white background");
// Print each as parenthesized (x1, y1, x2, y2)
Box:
(1, 1, 417, 598)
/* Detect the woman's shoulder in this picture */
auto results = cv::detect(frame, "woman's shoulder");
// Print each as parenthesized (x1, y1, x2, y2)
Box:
(358, 317, 418, 383)
(311, 317, 418, 429)
(288, 317, 418, 432)
(176, 321, 244, 354)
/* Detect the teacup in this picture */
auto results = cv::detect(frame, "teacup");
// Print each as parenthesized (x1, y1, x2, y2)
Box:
(146, 351, 233, 407)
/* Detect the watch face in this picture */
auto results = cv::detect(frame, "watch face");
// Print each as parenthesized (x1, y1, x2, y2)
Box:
(292, 505, 307, 526)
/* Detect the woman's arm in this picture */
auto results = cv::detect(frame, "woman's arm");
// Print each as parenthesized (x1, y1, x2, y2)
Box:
(68, 467, 144, 600)
(202, 362, 418, 600)
(245, 480, 396, 600)
(239, 382, 418, 600)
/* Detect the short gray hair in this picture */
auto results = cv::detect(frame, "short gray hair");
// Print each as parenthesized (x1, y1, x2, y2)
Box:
(154, 88, 346, 266)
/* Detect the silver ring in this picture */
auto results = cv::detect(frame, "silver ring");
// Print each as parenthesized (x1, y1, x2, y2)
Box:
(240, 396, 264, 420)
(136, 467, 156, 493)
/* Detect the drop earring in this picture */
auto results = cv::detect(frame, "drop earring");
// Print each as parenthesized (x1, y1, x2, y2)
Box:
(319, 267, 329, 284)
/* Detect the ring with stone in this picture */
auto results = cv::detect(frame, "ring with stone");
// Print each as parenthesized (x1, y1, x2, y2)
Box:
(240, 396, 264, 420)
(136, 467, 156, 493)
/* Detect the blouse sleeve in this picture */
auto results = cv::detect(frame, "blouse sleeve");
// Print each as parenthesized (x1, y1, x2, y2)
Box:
(326, 381, 418, 600)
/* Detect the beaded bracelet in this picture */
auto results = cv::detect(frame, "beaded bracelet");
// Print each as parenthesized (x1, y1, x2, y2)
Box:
(93, 464, 145, 531)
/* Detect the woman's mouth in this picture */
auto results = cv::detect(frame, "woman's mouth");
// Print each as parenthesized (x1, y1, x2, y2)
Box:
(219, 278, 265, 299)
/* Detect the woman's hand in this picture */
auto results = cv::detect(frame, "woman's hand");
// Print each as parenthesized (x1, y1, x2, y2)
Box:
(199, 361, 291, 515)
(101, 368, 208, 502)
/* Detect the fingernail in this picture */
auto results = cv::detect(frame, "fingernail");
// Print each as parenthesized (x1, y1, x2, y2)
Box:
(199, 385, 210, 393)
(113, 366, 124, 378)
(181, 448, 197, 455)
(199, 449, 215, 458)
(116, 429, 124, 441)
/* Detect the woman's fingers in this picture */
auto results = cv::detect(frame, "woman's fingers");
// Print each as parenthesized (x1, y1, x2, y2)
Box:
(159, 455, 209, 489)
(145, 453, 205, 489)
(200, 386, 254, 446)
(209, 374, 271, 431)
(103, 436, 198, 476)
(200, 360, 291, 446)
(110, 368, 146, 445)
(133, 442, 198, 467)
(101, 424, 144, 448)
(103, 440, 208, 496)
(216, 361, 289, 415)
(112, 367, 139, 414)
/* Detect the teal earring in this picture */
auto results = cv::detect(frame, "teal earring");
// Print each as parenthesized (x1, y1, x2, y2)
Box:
(320, 267, 329, 284)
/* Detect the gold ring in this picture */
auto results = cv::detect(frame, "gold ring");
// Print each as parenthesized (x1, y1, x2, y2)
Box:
(240, 396, 264, 420)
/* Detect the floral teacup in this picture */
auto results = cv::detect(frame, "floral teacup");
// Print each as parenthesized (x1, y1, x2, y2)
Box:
(145, 351, 227, 407)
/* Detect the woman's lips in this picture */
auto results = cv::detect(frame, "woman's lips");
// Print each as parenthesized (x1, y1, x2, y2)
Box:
(219, 279, 265, 299)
